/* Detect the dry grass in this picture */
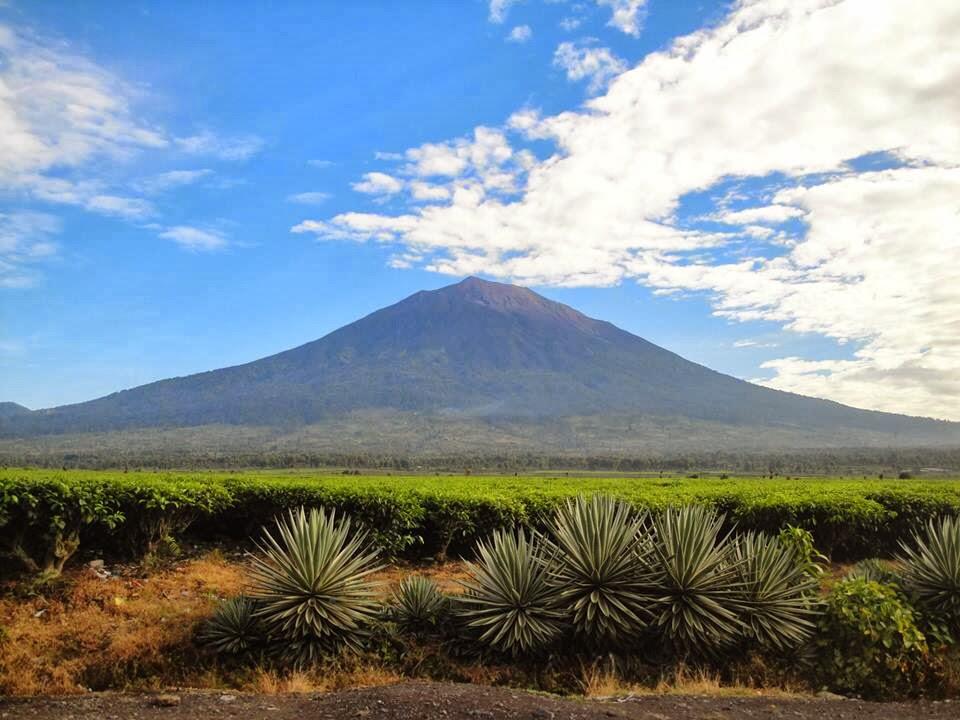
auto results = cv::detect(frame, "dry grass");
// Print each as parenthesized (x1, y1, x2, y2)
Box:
(241, 665, 403, 694)
(0, 552, 246, 695)
(372, 561, 469, 595)
(579, 663, 805, 699)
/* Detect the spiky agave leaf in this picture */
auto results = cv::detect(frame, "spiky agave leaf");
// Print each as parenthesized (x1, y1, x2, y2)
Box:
(199, 595, 262, 655)
(731, 531, 819, 651)
(546, 495, 655, 645)
(846, 558, 903, 588)
(387, 574, 449, 635)
(648, 505, 746, 652)
(896, 515, 960, 628)
(249, 506, 383, 665)
(458, 527, 563, 655)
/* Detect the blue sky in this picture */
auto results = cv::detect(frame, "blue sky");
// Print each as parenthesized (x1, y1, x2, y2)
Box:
(1, 0, 958, 420)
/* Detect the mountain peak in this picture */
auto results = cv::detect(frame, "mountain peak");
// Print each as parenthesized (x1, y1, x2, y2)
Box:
(433, 276, 567, 318)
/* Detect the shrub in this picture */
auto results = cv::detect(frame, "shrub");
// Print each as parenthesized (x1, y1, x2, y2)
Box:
(777, 525, 828, 578)
(846, 558, 903, 588)
(0, 474, 122, 578)
(817, 578, 930, 699)
(386, 575, 449, 636)
(199, 595, 262, 656)
(647, 505, 745, 653)
(458, 528, 563, 656)
(249, 507, 383, 665)
(545, 495, 654, 647)
(897, 516, 960, 635)
(731, 531, 819, 651)
(111, 477, 231, 556)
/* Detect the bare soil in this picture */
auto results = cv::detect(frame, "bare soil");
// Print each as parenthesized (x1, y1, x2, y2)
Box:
(1, 681, 957, 720)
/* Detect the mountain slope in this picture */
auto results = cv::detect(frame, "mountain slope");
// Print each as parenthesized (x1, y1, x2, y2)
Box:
(3, 277, 958, 445)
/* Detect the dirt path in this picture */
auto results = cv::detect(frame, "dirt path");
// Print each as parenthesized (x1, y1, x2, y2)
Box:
(1, 681, 956, 720)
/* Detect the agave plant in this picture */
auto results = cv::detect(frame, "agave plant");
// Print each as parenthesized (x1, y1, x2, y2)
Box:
(647, 505, 746, 652)
(731, 531, 818, 650)
(545, 495, 654, 645)
(846, 558, 903, 588)
(249, 506, 383, 665)
(458, 527, 563, 655)
(199, 594, 262, 655)
(387, 575, 449, 635)
(896, 515, 960, 628)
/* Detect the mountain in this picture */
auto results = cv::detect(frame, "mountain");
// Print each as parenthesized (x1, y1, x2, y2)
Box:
(3, 277, 958, 450)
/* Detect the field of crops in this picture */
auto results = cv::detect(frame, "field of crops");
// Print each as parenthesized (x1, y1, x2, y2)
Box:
(3, 468, 960, 575)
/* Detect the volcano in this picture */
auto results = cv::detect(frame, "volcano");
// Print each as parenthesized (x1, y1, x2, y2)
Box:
(3, 277, 957, 449)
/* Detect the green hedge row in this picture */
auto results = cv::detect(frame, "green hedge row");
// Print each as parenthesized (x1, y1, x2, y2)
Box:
(3, 469, 960, 575)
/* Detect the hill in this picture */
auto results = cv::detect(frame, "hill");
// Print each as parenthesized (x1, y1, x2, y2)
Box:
(2, 277, 958, 453)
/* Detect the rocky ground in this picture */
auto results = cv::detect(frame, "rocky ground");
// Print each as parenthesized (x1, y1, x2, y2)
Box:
(1, 681, 957, 720)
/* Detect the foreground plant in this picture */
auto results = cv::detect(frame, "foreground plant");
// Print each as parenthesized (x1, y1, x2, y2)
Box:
(249, 506, 382, 665)
(459, 528, 563, 655)
(387, 575, 449, 636)
(199, 595, 261, 656)
(897, 515, 960, 632)
(817, 577, 930, 699)
(546, 495, 654, 646)
(648, 505, 745, 652)
(731, 531, 818, 651)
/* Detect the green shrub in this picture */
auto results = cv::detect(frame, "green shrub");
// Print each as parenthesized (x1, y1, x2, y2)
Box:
(732, 531, 819, 651)
(817, 578, 930, 699)
(199, 595, 262, 656)
(777, 525, 828, 578)
(249, 506, 383, 665)
(0, 474, 122, 578)
(897, 516, 960, 636)
(458, 528, 563, 656)
(111, 476, 231, 556)
(386, 575, 449, 636)
(545, 495, 654, 647)
(647, 505, 746, 653)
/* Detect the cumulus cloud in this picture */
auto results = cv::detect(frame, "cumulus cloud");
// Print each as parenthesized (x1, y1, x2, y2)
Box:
(507, 25, 532, 43)
(352, 172, 404, 195)
(295, 0, 960, 419)
(158, 225, 228, 251)
(596, 0, 648, 36)
(488, 0, 518, 24)
(553, 40, 626, 93)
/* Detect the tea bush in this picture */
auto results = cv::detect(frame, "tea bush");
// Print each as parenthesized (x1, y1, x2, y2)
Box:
(817, 578, 932, 699)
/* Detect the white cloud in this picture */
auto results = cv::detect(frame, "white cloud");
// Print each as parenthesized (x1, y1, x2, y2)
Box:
(0, 212, 61, 288)
(158, 225, 228, 251)
(174, 131, 263, 161)
(136, 169, 212, 194)
(596, 0, 648, 37)
(507, 25, 532, 43)
(734, 339, 778, 349)
(488, 0, 518, 24)
(0, 23, 165, 192)
(715, 205, 806, 226)
(409, 182, 452, 202)
(352, 172, 404, 195)
(297, 0, 960, 419)
(553, 40, 626, 93)
(308, 158, 335, 168)
(560, 17, 583, 31)
(287, 191, 332, 205)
